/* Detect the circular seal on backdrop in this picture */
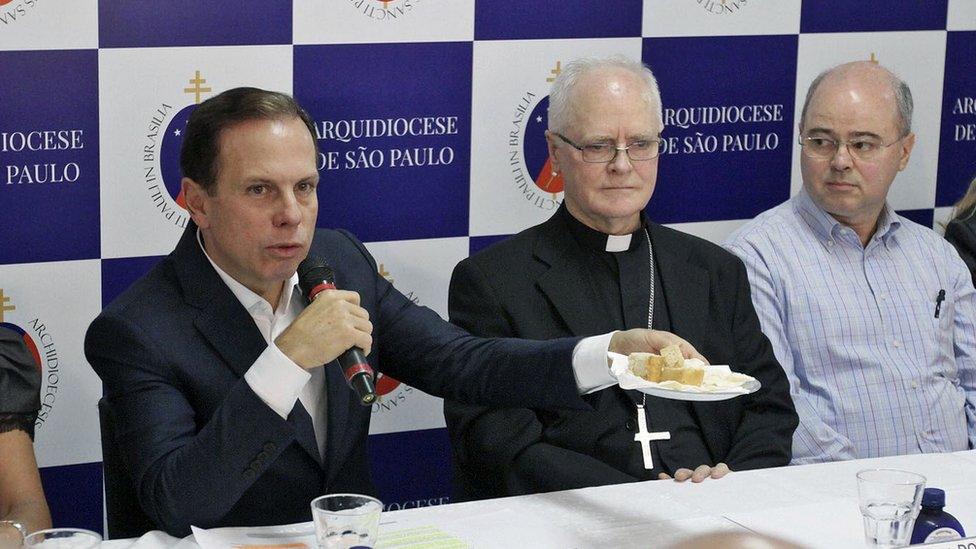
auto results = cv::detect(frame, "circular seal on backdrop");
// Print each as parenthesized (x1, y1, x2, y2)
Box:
(160, 104, 196, 208)
(375, 372, 401, 396)
(697, 0, 749, 15)
(523, 96, 564, 195)
(351, 0, 418, 21)
(0, 322, 41, 373)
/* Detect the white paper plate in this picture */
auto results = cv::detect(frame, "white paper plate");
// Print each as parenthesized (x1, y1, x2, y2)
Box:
(634, 380, 761, 402)
(609, 352, 761, 402)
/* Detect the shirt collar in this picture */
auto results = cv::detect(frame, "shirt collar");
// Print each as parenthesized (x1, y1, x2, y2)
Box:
(792, 187, 902, 247)
(196, 228, 298, 315)
(560, 203, 646, 253)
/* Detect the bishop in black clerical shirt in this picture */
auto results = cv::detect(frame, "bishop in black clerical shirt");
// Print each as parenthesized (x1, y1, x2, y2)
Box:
(442, 56, 797, 501)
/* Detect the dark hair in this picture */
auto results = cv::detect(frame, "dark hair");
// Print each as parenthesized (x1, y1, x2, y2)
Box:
(180, 87, 318, 194)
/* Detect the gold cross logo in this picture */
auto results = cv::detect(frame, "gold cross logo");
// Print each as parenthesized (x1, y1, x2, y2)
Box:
(184, 71, 213, 104)
(0, 288, 15, 324)
(869, 52, 879, 64)
(546, 61, 562, 83)
(378, 263, 393, 283)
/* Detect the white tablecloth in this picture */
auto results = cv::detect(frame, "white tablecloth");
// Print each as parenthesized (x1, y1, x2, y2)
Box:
(104, 449, 976, 549)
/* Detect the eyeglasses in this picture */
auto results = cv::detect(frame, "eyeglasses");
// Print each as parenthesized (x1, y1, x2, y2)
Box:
(553, 132, 661, 163)
(798, 133, 908, 162)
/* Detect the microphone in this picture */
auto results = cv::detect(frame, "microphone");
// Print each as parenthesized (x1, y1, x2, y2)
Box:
(297, 256, 377, 406)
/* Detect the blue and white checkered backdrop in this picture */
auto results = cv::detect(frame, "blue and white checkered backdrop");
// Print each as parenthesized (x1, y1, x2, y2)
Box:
(2, 0, 975, 534)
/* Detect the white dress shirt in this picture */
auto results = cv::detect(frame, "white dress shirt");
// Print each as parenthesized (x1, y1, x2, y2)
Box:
(197, 231, 618, 461)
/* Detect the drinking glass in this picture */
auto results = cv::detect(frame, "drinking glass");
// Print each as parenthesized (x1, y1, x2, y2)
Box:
(310, 493, 382, 549)
(857, 469, 926, 548)
(23, 528, 102, 549)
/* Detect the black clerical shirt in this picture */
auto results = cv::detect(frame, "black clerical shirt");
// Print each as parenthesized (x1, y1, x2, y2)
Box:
(559, 206, 712, 478)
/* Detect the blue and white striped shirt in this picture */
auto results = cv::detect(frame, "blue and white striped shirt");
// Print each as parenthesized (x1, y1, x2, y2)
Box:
(725, 188, 976, 464)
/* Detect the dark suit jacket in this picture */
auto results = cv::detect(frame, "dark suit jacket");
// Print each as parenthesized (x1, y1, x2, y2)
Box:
(444, 211, 798, 500)
(945, 208, 976, 287)
(85, 224, 586, 536)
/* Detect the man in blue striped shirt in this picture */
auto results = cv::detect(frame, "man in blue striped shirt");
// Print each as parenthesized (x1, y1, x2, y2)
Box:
(726, 61, 976, 464)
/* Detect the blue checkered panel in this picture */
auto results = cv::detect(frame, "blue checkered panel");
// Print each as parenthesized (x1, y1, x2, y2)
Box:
(1, 0, 973, 535)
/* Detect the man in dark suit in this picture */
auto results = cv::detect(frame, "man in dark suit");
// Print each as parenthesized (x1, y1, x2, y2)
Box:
(444, 57, 798, 500)
(84, 87, 699, 536)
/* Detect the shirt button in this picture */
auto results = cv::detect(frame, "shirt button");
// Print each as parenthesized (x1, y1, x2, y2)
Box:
(893, 340, 901, 348)
(826, 240, 834, 247)
(879, 294, 887, 300)
(911, 381, 919, 389)
(625, 419, 635, 432)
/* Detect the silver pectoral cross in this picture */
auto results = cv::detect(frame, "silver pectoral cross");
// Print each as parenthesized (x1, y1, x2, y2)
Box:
(634, 404, 670, 470)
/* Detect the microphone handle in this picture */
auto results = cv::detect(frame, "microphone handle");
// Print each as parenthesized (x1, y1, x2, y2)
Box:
(338, 347, 377, 405)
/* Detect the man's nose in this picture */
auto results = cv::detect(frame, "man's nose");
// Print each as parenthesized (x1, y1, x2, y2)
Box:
(829, 142, 854, 170)
(274, 193, 303, 226)
(608, 146, 634, 173)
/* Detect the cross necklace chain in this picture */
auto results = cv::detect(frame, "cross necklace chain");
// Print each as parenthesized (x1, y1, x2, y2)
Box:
(633, 228, 670, 470)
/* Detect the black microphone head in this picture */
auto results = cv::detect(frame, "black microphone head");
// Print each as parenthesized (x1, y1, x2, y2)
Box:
(297, 255, 335, 302)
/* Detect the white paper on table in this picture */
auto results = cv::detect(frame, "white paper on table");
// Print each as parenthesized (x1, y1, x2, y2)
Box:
(191, 523, 314, 549)
(101, 530, 193, 549)
(377, 508, 579, 548)
(608, 352, 755, 394)
(724, 498, 863, 549)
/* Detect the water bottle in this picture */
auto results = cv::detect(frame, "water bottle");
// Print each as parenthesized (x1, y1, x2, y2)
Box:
(909, 487, 965, 544)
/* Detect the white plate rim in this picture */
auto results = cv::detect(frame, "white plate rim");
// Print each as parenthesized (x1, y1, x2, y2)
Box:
(633, 379, 762, 402)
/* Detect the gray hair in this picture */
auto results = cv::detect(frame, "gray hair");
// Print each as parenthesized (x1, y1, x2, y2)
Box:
(547, 56, 662, 133)
(800, 62, 913, 135)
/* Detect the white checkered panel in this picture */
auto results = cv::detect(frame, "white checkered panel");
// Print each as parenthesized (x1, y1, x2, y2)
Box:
(1, 0, 972, 528)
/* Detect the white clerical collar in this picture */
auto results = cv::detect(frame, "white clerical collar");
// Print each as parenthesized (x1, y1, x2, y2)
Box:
(605, 233, 633, 252)
(196, 228, 298, 313)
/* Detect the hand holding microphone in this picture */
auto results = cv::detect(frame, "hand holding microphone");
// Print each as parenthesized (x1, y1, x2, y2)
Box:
(273, 256, 377, 405)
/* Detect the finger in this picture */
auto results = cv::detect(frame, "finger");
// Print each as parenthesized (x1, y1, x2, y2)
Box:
(711, 463, 731, 479)
(353, 332, 372, 357)
(680, 341, 708, 364)
(691, 464, 711, 483)
(345, 319, 373, 356)
(673, 468, 693, 482)
(313, 289, 361, 307)
(657, 472, 672, 480)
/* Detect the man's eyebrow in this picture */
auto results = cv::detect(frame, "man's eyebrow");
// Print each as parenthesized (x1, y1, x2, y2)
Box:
(849, 130, 883, 139)
(804, 127, 883, 139)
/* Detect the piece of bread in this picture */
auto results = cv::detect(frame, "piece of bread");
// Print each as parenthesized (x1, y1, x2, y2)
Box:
(656, 344, 706, 387)
(628, 353, 665, 382)
(660, 344, 684, 369)
(679, 363, 705, 386)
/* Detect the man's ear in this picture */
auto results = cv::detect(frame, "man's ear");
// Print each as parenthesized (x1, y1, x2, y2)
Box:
(545, 130, 561, 175)
(897, 132, 916, 172)
(182, 177, 211, 229)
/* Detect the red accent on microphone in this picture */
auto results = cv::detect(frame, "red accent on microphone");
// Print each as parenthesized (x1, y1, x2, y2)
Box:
(306, 282, 335, 301)
(343, 362, 372, 380)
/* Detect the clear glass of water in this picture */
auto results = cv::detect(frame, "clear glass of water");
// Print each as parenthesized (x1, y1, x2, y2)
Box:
(310, 493, 383, 549)
(856, 469, 926, 548)
(23, 528, 102, 549)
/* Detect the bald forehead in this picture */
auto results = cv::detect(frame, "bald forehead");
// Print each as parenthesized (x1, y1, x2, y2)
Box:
(574, 67, 645, 100)
(803, 63, 901, 129)
(567, 68, 658, 123)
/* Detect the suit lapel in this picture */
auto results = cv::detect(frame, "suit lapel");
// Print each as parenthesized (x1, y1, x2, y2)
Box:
(534, 214, 611, 337)
(172, 223, 324, 465)
(172, 223, 268, 378)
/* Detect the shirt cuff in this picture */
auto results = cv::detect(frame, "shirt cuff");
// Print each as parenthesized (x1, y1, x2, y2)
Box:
(571, 331, 618, 395)
(243, 343, 311, 419)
